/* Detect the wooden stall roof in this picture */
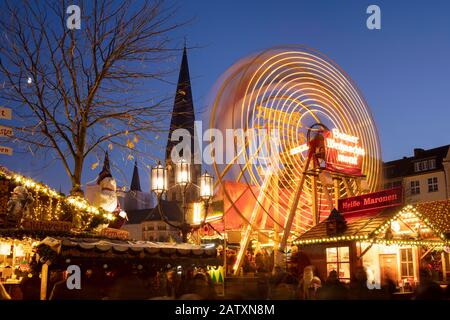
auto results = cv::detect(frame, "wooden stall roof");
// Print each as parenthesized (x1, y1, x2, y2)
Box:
(295, 200, 450, 244)
(296, 207, 398, 242)
(415, 200, 450, 235)
(38, 237, 220, 265)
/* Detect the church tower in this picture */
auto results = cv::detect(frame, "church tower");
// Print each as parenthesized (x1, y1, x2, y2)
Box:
(130, 160, 142, 192)
(123, 160, 153, 211)
(165, 46, 201, 204)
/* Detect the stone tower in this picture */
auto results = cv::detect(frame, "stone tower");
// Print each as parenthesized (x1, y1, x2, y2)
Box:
(165, 46, 201, 205)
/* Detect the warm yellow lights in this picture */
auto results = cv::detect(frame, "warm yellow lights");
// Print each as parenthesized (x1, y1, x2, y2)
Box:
(0, 242, 11, 255)
(193, 202, 203, 225)
(209, 46, 383, 240)
(295, 203, 450, 247)
(0, 167, 107, 223)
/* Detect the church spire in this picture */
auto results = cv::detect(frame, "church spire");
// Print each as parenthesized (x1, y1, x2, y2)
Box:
(165, 45, 196, 162)
(130, 160, 141, 191)
(97, 151, 112, 184)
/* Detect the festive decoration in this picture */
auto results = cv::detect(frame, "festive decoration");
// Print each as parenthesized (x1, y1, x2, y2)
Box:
(91, 152, 128, 229)
(6, 186, 34, 226)
(325, 209, 347, 236)
(371, 205, 448, 241)
(0, 166, 116, 231)
(294, 202, 450, 246)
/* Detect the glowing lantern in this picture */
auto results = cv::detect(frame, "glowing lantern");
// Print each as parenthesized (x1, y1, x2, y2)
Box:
(151, 161, 167, 195)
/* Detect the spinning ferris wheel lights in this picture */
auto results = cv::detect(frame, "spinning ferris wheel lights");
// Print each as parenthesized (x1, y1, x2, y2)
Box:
(208, 45, 382, 273)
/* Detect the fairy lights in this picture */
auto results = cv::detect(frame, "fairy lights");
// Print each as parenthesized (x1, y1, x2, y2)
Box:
(294, 203, 450, 247)
(0, 167, 114, 226)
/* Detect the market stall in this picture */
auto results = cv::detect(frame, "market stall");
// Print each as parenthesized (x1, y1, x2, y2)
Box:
(293, 200, 450, 292)
(34, 236, 219, 299)
(0, 166, 222, 300)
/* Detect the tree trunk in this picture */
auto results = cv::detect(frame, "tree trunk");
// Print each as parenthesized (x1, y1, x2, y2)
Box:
(70, 155, 85, 196)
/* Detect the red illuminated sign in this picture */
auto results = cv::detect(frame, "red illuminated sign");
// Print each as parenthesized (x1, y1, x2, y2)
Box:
(325, 129, 365, 176)
(338, 187, 403, 214)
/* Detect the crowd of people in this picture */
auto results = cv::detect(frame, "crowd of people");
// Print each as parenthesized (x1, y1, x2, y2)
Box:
(0, 264, 218, 300)
(1, 246, 450, 300)
(266, 265, 450, 300)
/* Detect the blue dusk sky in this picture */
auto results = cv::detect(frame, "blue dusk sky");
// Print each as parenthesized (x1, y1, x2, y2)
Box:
(1, 0, 449, 194)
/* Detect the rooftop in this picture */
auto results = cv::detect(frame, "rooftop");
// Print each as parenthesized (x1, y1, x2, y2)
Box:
(295, 200, 450, 245)
(383, 145, 450, 179)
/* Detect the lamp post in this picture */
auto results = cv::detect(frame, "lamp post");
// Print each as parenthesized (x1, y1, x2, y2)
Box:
(199, 171, 214, 223)
(175, 159, 191, 242)
(151, 160, 215, 243)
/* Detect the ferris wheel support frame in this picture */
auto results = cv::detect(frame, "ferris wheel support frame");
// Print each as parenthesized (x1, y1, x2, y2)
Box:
(232, 170, 273, 275)
(278, 149, 313, 253)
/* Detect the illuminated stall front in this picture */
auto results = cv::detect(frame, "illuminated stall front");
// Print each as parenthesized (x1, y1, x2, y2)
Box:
(294, 200, 450, 290)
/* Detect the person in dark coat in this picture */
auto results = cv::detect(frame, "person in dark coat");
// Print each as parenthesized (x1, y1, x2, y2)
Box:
(381, 273, 397, 299)
(20, 275, 41, 300)
(414, 268, 442, 300)
(349, 267, 371, 300)
(317, 270, 348, 300)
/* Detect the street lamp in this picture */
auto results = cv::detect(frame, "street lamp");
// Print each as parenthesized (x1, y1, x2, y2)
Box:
(198, 171, 214, 225)
(151, 161, 167, 195)
(175, 158, 191, 186)
(150, 160, 216, 243)
(199, 171, 213, 201)
(175, 159, 192, 242)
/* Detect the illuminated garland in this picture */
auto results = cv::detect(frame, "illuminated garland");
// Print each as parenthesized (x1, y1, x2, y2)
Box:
(415, 200, 450, 236)
(293, 234, 369, 245)
(371, 205, 447, 241)
(372, 239, 446, 247)
(0, 167, 115, 229)
(293, 203, 450, 246)
(294, 235, 448, 247)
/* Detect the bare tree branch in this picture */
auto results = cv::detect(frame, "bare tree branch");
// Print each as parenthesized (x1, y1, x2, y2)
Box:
(0, 0, 186, 194)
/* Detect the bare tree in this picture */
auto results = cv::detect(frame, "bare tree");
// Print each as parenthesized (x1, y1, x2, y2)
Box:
(0, 0, 184, 195)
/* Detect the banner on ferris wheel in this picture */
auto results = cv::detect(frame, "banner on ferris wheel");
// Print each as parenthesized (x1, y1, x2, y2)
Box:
(291, 128, 366, 176)
(324, 128, 365, 176)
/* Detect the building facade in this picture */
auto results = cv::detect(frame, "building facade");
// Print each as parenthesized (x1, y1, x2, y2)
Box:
(383, 145, 450, 203)
(141, 200, 184, 242)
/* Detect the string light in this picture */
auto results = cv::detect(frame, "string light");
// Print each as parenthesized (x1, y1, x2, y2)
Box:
(294, 203, 450, 246)
(0, 168, 114, 227)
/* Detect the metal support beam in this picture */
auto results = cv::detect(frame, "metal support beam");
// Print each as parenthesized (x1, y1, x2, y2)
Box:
(233, 173, 272, 275)
(342, 178, 354, 198)
(311, 164, 318, 225)
(279, 154, 312, 253)
(318, 172, 334, 211)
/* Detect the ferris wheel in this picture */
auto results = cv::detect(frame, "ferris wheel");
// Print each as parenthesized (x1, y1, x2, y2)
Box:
(208, 46, 382, 273)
